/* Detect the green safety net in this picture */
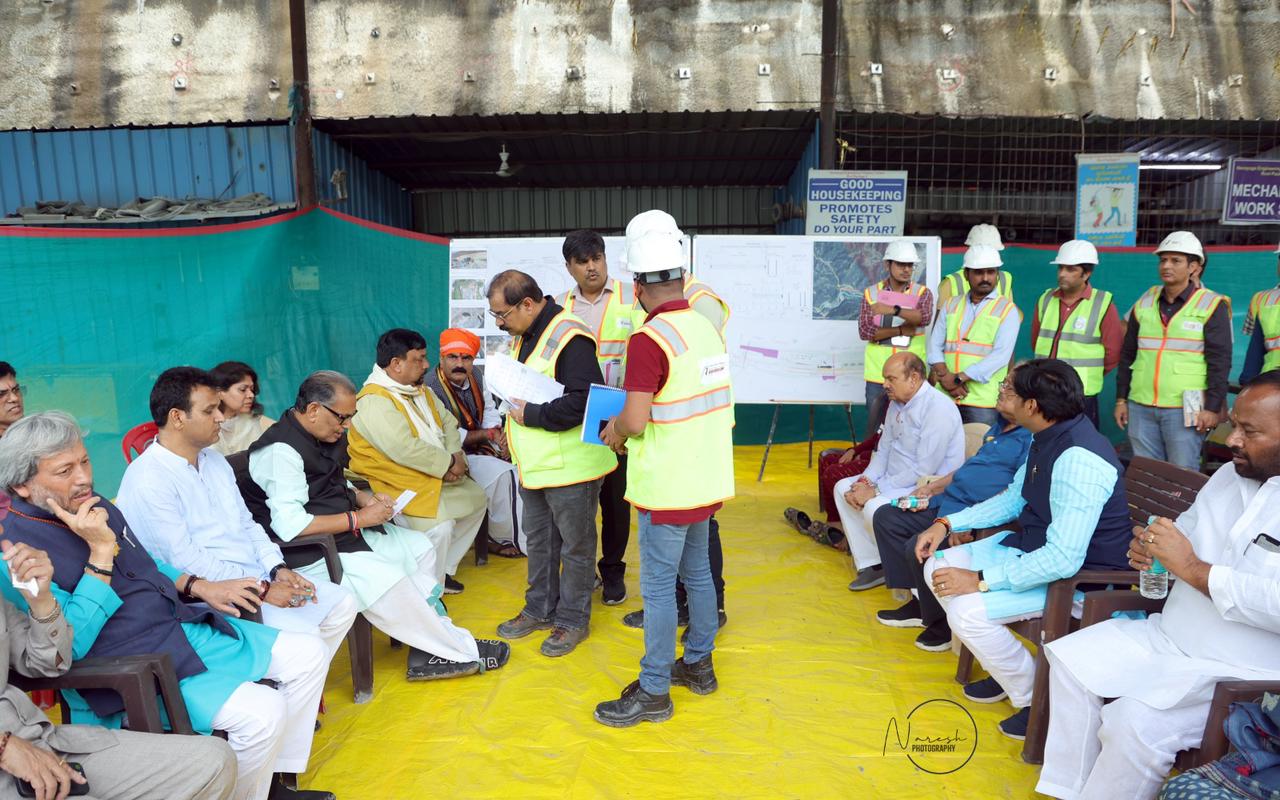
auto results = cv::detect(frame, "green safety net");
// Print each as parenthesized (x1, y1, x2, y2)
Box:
(0, 209, 447, 495)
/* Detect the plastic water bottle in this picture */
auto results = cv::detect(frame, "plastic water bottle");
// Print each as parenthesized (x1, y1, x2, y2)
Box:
(1139, 515, 1169, 600)
(896, 495, 923, 510)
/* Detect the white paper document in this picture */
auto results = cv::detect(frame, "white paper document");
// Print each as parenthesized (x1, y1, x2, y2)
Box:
(392, 489, 417, 516)
(484, 352, 565, 405)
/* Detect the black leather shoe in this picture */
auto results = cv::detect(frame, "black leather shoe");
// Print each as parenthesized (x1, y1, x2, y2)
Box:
(593, 680, 674, 728)
(670, 654, 718, 695)
(269, 776, 336, 800)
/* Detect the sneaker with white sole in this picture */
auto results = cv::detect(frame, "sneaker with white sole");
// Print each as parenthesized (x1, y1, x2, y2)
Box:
(963, 676, 1008, 704)
(877, 599, 923, 628)
(999, 707, 1030, 741)
(847, 565, 885, 591)
(914, 622, 953, 652)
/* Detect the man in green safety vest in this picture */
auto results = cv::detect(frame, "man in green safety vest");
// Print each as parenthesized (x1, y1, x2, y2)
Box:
(936, 223, 1015, 306)
(1030, 240, 1124, 430)
(594, 230, 735, 728)
(489, 270, 617, 658)
(860, 239, 934, 437)
(928, 244, 1022, 429)
(1239, 241, 1280, 384)
(1114, 231, 1232, 470)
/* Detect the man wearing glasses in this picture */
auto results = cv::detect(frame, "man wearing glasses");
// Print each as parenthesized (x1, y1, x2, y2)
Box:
(239, 370, 511, 682)
(0, 362, 24, 437)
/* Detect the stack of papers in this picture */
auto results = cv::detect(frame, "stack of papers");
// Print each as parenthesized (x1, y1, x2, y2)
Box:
(484, 352, 565, 405)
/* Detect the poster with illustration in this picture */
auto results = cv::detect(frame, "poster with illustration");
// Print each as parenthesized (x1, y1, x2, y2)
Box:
(1075, 154, 1140, 246)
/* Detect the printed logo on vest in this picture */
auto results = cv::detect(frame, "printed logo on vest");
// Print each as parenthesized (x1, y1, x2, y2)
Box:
(699, 355, 730, 386)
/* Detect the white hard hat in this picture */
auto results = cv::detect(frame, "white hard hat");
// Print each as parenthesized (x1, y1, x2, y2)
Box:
(962, 244, 1003, 270)
(625, 209, 683, 244)
(882, 240, 920, 264)
(965, 223, 1005, 251)
(625, 232, 685, 283)
(1154, 231, 1205, 261)
(1050, 239, 1100, 266)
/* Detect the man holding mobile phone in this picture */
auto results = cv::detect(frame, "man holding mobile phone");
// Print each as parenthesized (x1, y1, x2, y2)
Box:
(0, 490, 238, 800)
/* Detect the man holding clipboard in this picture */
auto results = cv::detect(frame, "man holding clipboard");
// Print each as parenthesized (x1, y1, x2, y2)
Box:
(859, 240, 933, 437)
(594, 229, 735, 728)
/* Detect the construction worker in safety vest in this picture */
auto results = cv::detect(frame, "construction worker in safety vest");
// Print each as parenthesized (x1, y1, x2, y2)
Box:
(860, 239, 934, 437)
(617, 209, 731, 637)
(1031, 240, 1124, 430)
(557, 229, 647, 607)
(1114, 231, 1232, 470)
(936, 223, 1015, 305)
(594, 229, 734, 728)
(488, 269, 617, 658)
(1239, 240, 1280, 384)
(928, 244, 1023, 429)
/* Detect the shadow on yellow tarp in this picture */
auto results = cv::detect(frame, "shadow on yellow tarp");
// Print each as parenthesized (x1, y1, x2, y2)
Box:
(302, 442, 1042, 799)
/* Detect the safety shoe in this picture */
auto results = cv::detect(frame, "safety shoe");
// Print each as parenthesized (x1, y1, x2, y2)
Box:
(848, 564, 886, 591)
(540, 625, 589, 657)
(474, 639, 511, 672)
(405, 648, 480, 681)
(602, 575, 627, 605)
(496, 612, 553, 640)
(877, 599, 924, 628)
(963, 676, 1008, 704)
(444, 575, 464, 594)
(670, 654, 718, 695)
(679, 609, 728, 643)
(594, 680, 674, 728)
(999, 707, 1030, 741)
(625, 606, 699, 630)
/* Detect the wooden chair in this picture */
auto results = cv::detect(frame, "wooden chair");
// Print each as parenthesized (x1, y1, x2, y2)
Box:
(952, 456, 1209, 764)
(1079, 589, 1280, 770)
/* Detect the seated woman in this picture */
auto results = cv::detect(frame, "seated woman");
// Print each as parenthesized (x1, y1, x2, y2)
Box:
(210, 360, 274, 456)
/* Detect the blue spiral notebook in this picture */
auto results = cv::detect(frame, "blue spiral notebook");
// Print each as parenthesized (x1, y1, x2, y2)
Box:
(581, 384, 627, 446)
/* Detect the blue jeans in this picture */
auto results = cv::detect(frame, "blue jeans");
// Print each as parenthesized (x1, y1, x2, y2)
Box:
(637, 511, 718, 695)
(1127, 403, 1205, 470)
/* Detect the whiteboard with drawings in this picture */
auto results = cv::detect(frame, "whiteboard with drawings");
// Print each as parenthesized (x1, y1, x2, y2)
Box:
(448, 237, 630, 361)
(692, 235, 942, 404)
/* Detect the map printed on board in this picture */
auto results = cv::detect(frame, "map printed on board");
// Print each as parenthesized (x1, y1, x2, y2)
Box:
(693, 235, 941, 404)
(448, 237, 630, 361)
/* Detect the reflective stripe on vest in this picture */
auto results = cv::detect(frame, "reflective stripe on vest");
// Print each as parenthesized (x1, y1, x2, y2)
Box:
(863, 281, 929, 383)
(1251, 287, 1280, 372)
(650, 386, 733, 424)
(1034, 288, 1112, 395)
(684, 277, 731, 336)
(941, 294, 1016, 408)
(538, 318, 593, 361)
(943, 269, 1012, 299)
(559, 281, 643, 382)
(1129, 286, 1222, 408)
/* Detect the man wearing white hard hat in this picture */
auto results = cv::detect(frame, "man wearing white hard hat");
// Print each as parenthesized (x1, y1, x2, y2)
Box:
(1114, 231, 1232, 470)
(928, 244, 1023, 429)
(936, 224, 1015, 305)
(858, 240, 935, 437)
(1238, 240, 1280, 384)
(595, 230, 734, 727)
(1031, 240, 1124, 430)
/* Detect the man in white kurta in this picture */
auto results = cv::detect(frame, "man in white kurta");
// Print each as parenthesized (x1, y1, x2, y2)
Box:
(832, 352, 965, 590)
(1037, 372, 1280, 800)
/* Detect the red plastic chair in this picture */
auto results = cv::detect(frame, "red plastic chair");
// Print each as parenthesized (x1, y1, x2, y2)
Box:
(121, 422, 159, 463)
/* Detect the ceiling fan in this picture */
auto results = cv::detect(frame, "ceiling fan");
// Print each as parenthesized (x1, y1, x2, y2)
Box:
(450, 144, 524, 178)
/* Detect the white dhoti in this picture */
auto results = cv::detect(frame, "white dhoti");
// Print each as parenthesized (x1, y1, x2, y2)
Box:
(400, 508, 486, 580)
(466, 452, 525, 554)
(210, 631, 329, 800)
(294, 522, 480, 663)
(831, 475, 894, 569)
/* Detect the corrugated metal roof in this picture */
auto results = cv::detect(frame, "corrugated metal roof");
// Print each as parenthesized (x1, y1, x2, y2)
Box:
(313, 110, 820, 190)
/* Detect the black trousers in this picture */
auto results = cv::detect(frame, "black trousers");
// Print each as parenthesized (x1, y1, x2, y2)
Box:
(598, 455, 631, 582)
(676, 515, 726, 609)
(1083, 394, 1101, 431)
(872, 504, 948, 629)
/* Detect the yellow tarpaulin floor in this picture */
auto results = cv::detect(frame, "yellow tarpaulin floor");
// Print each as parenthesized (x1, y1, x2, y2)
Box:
(302, 443, 1042, 799)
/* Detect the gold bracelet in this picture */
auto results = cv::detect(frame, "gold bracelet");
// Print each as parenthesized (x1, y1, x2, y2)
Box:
(30, 603, 61, 624)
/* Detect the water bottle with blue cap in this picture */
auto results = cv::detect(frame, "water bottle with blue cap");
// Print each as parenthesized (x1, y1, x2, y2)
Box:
(1139, 515, 1169, 600)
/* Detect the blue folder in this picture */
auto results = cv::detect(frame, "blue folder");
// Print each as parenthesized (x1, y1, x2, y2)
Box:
(581, 384, 627, 446)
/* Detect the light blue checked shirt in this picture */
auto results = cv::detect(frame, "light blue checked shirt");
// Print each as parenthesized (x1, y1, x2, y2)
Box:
(926, 293, 1021, 383)
(944, 446, 1119, 593)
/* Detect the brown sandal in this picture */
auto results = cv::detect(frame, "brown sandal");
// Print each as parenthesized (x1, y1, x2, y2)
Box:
(487, 540, 525, 558)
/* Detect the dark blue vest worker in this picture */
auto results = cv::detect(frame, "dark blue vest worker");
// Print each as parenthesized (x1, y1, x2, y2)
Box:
(3, 497, 238, 718)
(1000, 414, 1132, 570)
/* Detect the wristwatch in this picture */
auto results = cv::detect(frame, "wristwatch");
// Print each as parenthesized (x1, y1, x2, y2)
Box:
(977, 569, 990, 593)
(893, 304, 902, 316)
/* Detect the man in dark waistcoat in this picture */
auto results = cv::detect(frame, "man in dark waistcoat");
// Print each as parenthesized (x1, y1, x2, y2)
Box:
(0, 411, 334, 800)
(914, 359, 1132, 741)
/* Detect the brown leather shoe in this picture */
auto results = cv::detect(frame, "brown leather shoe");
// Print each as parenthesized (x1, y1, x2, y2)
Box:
(496, 612, 553, 640)
(540, 625, 589, 657)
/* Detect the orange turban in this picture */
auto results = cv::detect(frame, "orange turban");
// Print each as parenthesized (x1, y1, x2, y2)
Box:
(440, 328, 482, 356)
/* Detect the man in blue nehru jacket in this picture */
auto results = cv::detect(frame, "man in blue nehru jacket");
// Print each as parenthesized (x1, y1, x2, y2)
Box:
(914, 359, 1132, 741)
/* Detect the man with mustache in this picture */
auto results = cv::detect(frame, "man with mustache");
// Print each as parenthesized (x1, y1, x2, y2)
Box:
(346, 329, 488, 594)
(1037, 369, 1280, 800)
(928, 244, 1023, 428)
(556, 229, 646, 605)
(935, 223, 1014, 305)
(0, 362, 24, 438)
(425, 328, 525, 556)
(1114, 231, 1231, 470)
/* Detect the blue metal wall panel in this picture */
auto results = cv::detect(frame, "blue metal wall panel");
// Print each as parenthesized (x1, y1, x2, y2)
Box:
(0, 125, 296, 215)
(311, 129, 412, 230)
(776, 119, 819, 235)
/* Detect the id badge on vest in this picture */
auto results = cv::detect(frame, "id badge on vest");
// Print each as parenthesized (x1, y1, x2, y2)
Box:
(700, 354, 730, 386)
